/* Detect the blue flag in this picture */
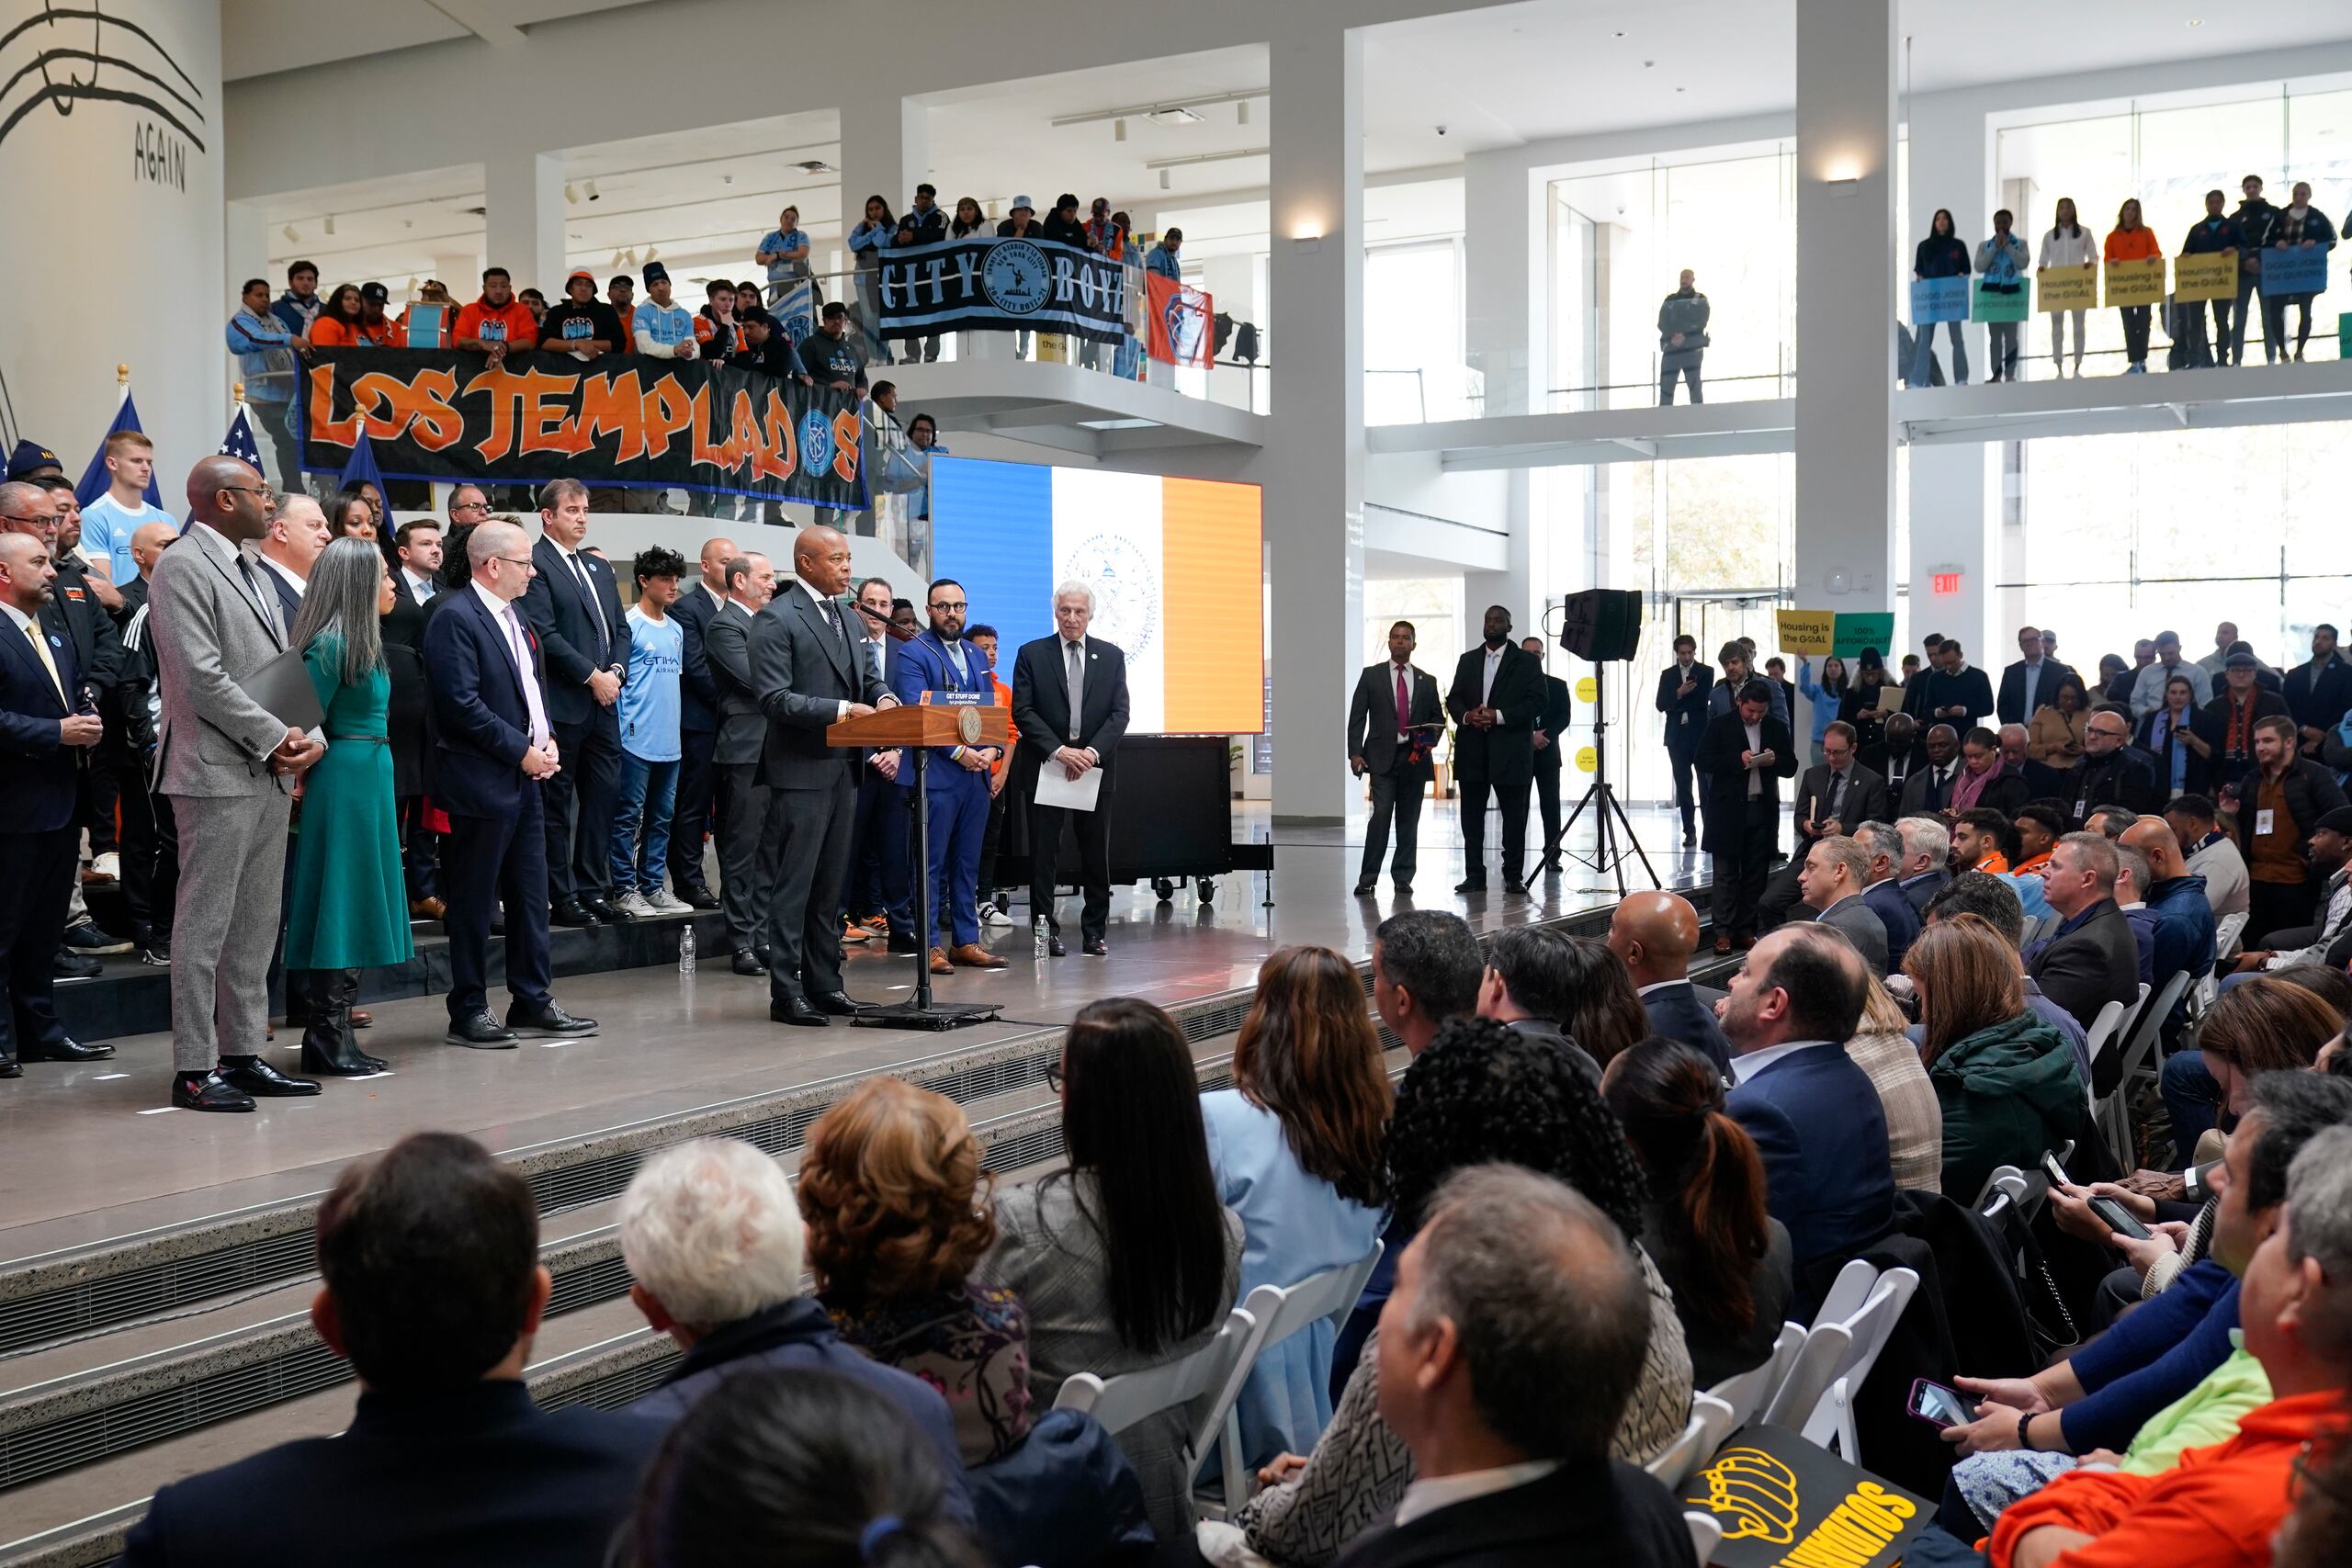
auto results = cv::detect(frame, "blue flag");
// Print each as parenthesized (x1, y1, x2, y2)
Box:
(74, 391, 166, 508)
(336, 431, 386, 501)
(218, 405, 263, 469)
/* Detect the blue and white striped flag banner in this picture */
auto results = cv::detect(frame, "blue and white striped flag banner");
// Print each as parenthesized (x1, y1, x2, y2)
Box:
(875, 236, 1128, 344)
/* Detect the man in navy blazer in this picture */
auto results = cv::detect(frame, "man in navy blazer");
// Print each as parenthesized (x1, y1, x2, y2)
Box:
(1011, 581, 1130, 956)
(119, 1133, 661, 1568)
(423, 522, 596, 1049)
(889, 578, 1006, 974)
(520, 480, 629, 928)
(0, 533, 113, 1075)
(1719, 925, 1894, 1304)
(1606, 890, 1733, 1081)
(1855, 822, 1925, 973)
(663, 537, 731, 910)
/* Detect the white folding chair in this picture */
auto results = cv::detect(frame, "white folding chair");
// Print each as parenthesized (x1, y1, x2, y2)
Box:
(1057, 1303, 1260, 1531)
(1644, 1393, 1736, 1491)
(1790, 1269, 1922, 1460)
(1704, 1321, 1805, 1431)
(2103, 968, 2191, 1167)
(1193, 1241, 1385, 1521)
(1684, 1508, 1724, 1566)
(2078, 997, 2130, 1106)
(1810, 1258, 1882, 1333)
(1761, 1267, 1918, 1435)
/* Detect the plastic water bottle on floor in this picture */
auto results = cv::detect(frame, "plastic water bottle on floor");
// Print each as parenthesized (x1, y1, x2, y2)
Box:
(1033, 917, 1048, 960)
(678, 923, 696, 976)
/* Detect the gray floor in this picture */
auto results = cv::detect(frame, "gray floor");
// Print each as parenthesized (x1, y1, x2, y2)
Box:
(0, 798, 1706, 1248)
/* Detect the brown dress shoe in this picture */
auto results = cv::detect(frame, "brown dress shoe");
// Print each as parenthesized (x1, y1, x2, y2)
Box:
(1713, 934, 1734, 955)
(409, 897, 447, 921)
(950, 942, 1007, 970)
(928, 946, 955, 975)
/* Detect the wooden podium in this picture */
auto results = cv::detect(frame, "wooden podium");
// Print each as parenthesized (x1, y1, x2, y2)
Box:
(826, 702, 1011, 1030)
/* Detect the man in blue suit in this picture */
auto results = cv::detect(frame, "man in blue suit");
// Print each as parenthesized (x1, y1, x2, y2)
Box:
(889, 578, 1006, 974)
(1855, 821, 1924, 973)
(520, 480, 630, 929)
(422, 521, 597, 1049)
(662, 537, 732, 911)
(1719, 923, 1894, 1303)
(1605, 890, 1733, 1081)
(0, 532, 114, 1076)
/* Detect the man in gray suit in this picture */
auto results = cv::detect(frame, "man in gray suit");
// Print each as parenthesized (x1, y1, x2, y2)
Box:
(703, 552, 776, 976)
(149, 457, 326, 1111)
(752, 526, 895, 1025)
(1796, 833, 1891, 976)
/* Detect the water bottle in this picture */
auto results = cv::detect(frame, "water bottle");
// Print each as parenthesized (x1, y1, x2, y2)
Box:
(1033, 917, 1048, 960)
(678, 922, 696, 976)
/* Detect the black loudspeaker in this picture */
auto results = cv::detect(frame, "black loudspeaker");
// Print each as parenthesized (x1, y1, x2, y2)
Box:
(1558, 588, 1643, 662)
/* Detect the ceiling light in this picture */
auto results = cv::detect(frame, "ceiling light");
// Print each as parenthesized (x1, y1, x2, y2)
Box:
(611, 251, 625, 268)
(1238, 101, 1250, 127)
(721, 173, 734, 185)
(1148, 107, 1203, 126)
(645, 245, 658, 262)
(1114, 117, 1126, 142)
(323, 213, 335, 234)
(1159, 168, 1171, 190)
(405, 276, 418, 293)
(987, 198, 999, 220)
(282, 223, 299, 242)
(565, 182, 579, 203)
(2187, 17, 2202, 24)
(623, 248, 637, 265)
(797, 159, 833, 174)
(584, 179, 600, 201)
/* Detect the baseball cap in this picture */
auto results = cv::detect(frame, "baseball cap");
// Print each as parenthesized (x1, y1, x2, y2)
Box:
(360, 281, 390, 305)
(6, 439, 62, 480)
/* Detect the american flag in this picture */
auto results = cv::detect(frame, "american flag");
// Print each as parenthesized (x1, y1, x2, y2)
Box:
(218, 406, 263, 468)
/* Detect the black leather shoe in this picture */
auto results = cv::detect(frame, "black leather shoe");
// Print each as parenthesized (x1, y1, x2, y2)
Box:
(141, 942, 172, 966)
(682, 884, 721, 910)
(809, 989, 865, 1016)
(771, 993, 829, 1026)
(753, 943, 772, 967)
(172, 1071, 254, 1111)
(445, 1011, 519, 1048)
(1047, 935, 1067, 958)
(551, 898, 599, 928)
(731, 948, 766, 976)
(582, 895, 624, 925)
(52, 948, 102, 979)
(506, 1002, 598, 1039)
(1082, 939, 1108, 957)
(0, 1055, 18, 1078)
(1351, 883, 1376, 897)
(886, 931, 921, 955)
(19, 1037, 116, 1062)
(1453, 877, 1487, 894)
(1504, 879, 1527, 896)
(219, 1056, 321, 1097)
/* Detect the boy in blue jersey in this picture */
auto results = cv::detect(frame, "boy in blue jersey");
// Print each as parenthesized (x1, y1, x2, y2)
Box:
(630, 262, 700, 360)
(610, 546, 689, 917)
(78, 430, 173, 584)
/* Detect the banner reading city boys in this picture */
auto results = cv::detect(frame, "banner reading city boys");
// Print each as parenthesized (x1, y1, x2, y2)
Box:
(873, 236, 1129, 344)
(297, 348, 866, 506)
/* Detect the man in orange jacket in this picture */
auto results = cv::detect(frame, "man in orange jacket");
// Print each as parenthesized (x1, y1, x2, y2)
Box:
(967, 624, 1017, 922)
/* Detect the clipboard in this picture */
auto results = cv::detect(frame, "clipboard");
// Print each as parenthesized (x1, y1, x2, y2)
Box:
(1035, 763, 1103, 813)
(238, 646, 326, 732)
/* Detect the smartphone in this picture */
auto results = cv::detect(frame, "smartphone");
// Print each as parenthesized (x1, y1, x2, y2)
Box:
(2040, 1151, 2070, 1189)
(1907, 1379, 1980, 1429)
(2088, 1195, 2155, 1240)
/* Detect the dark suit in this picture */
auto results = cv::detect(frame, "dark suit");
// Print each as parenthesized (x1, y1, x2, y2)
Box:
(382, 570, 437, 903)
(1446, 642, 1544, 887)
(1529, 670, 1572, 865)
(702, 599, 768, 954)
(1697, 710, 1796, 940)
(1898, 759, 1964, 816)
(2027, 900, 2142, 1031)
(1012, 634, 1131, 944)
(422, 585, 555, 1023)
(1996, 659, 2077, 726)
(667, 582, 723, 895)
(2007, 756, 2067, 799)
(520, 536, 628, 902)
(118, 1380, 662, 1568)
(2284, 655, 2352, 734)
(1727, 1043, 1895, 1282)
(1655, 660, 1713, 832)
(753, 583, 888, 998)
(1334, 1459, 1690, 1568)
(1348, 660, 1442, 888)
(1864, 877, 1923, 972)
(1638, 979, 1734, 1081)
(2059, 750, 2162, 825)
(1759, 761, 1890, 928)
(2134, 705, 2225, 797)
(0, 611, 84, 1064)
(1817, 893, 1892, 976)
(1899, 868, 1950, 917)
(1860, 737, 1925, 799)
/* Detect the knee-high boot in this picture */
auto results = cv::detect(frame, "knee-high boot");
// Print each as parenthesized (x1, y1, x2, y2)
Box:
(300, 969, 384, 1076)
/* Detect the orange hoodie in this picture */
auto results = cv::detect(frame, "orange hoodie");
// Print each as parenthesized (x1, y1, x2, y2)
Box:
(2104, 226, 2161, 263)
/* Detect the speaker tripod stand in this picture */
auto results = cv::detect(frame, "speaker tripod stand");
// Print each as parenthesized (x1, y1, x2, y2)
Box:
(1555, 662, 1660, 897)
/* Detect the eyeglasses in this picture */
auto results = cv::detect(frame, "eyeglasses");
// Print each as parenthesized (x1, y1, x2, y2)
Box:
(930, 600, 967, 613)
(0, 513, 55, 528)
(1044, 1064, 1065, 1092)
(451, 501, 491, 513)
(494, 557, 537, 571)
(219, 485, 276, 502)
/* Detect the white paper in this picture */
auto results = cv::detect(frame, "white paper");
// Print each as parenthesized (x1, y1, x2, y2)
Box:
(1035, 763, 1104, 813)
(2255, 808, 2276, 837)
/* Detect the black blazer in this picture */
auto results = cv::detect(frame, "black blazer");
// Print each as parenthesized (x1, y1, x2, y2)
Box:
(1639, 980, 1735, 1081)
(2027, 901, 2143, 1031)
(118, 1381, 661, 1568)
(2284, 656, 2352, 732)
(1655, 660, 1713, 752)
(1532, 672, 1572, 773)
(42, 556, 123, 705)
(2007, 756, 2068, 800)
(749, 584, 889, 790)
(1348, 660, 1442, 778)
(1010, 633, 1131, 789)
(1898, 760, 1964, 816)
(1996, 659, 2078, 726)
(1446, 643, 1543, 785)
(2135, 705, 2226, 795)
(1792, 761, 1890, 840)
(0, 610, 81, 833)
(422, 585, 547, 820)
(521, 536, 628, 727)
(701, 600, 766, 767)
(381, 570, 433, 651)
(671, 582, 721, 735)
(1696, 710, 1796, 854)
(1858, 738, 1925, 797)
(1335, 1460, 1690, 1568)
(2060, 750, 2163, 824)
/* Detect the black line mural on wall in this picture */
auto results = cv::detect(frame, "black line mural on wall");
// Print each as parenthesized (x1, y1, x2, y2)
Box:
(0, 4, 208, 164)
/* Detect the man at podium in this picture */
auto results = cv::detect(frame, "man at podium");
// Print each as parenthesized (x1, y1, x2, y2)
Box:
(888, 578, 1007, 975)
(750, 526, 896, 1027)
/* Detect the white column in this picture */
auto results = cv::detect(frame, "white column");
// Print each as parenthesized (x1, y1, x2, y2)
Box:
(484, 148, 564, 298)
(1792, 0, 1898, 644)
(1263, 22, 1365, 825)
(1905, 91, 1996, 664)
(1462, 150, 1544, 643)
(839, 96, 931, 235)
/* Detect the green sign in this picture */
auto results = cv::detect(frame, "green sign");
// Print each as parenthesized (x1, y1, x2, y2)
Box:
(1833, 612, 1894, 660)
(1973, 279, 2030, 322)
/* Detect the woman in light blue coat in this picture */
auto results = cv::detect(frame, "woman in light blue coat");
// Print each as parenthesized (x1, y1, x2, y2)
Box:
(1794, 655, 1851, 764)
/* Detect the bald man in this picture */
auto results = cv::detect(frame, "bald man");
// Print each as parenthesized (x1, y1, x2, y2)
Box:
(1606, 891, 1733, 1079)
(664, 536, 736, 909)
(2120, 816, 2218, 1029)
(148, 457, 326, 1111)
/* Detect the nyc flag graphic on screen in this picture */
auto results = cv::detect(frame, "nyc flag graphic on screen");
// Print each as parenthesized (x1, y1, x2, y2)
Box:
(929, 457, 1263, 736)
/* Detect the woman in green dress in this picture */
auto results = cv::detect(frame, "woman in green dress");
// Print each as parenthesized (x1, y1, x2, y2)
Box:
(285, 537, 413, 1076)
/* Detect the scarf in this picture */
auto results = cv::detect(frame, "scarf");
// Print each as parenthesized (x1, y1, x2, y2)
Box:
(2222, 688, 2260, 758)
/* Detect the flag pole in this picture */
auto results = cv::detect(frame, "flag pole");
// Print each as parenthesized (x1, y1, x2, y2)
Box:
(117, 363, 130, 407)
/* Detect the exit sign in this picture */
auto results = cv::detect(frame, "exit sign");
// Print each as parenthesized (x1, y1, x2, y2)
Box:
(1931, 572, 1962, 595)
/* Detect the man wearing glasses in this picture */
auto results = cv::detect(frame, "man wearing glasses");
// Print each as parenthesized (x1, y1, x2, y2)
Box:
(145, 458, 328, 1111)
(2062, 707, 2163, 829)
(888, 578, 1006, 975)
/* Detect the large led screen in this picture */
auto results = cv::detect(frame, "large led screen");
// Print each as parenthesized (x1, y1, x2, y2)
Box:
(928, 456, 1265, 735)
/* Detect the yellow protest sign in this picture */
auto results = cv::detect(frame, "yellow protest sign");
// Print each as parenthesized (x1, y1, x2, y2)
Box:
(2037, 265, 2098, 312)
(1774, 609, 1835, 656)
(1574, 676, 1598, 704)
(1576, 746, 1598, 773)
(2104, 257, 2165, 309)
(2174, 251, 2235, 302)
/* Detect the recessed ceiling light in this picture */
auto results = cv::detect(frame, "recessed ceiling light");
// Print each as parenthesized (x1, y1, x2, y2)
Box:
(2187, 17, 2202, 25)
(1147, 107, 1203, 126)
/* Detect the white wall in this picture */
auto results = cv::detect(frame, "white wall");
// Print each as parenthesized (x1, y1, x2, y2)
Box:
(6, 2, 224, 492)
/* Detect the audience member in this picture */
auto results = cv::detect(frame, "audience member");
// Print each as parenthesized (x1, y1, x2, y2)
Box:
(1996, 723, 2066, 799)
(2066, 706, 2162, 823)
(1996, 623, 2072, 725)
(1606, 890, 1735, 1078)
(1951, 725, 2027, 816)
(665, 539, 732, 914)
(1922, 639, 1996, 731)
(1797, 832, 1891, 976)
(1605, 1038, 1794, 1387)
(1846, 976, 1946, 1190)
(2285, 622, 2352, 744)
(1901, 723, 1964, 814)
(981, 998, 1241, 1546)
(2239, 715, 2349, 945)
(2129, 630, 2213, 717)
(2025, 674, 2093, 769)
(1905, 914, 2086, 1203)
(1923, 870, 2093, 1083)
(1470, 925, 1605, 1076)
(1707, 640, 1787, 725)
(1204, 946, 1390, 1466)
(2010, 802, 2065, 877)
(1896, 815, 1953, 914)
(2084, 803, 2140, 840)
(2029, 832, 2143, 1031)
(226, 277, 307, 487)
(1860, 709, 1922, 798)
(1698, 678, 1796, 952)
(537, 270, 623, 359)
(630, 262, 699, 359)
(451, 266, 537, 365)
(2229, 807, 2352, 979)
(1951, 807, 2052, 918)
(799, 1077, 1031, 1465)
(2166, 792, 2250, 919)
(1762, 719, 1887, 926)
(120, 1133, 662, 1567)
(1369, 909, 1481, 1057)
(1855, 821, 1925, 970)
(2138, 671, 2223, 799)
(609, 546, 688, 918)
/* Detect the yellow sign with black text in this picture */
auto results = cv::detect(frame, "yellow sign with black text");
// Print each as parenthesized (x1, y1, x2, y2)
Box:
(2174, 251, 2237, 303)
(1681, 1425, 1931, 1568)
(2037, 265, 2098, 312)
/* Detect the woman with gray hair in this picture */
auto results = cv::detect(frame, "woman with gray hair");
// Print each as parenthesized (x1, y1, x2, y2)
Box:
(283, 536, 412, 1076)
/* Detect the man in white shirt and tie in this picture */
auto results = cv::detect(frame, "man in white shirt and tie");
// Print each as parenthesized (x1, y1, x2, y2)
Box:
(1011, 582, 1131, 957)
(523, 480, 630, 928)
(842, 575, 908, 949)
(394, 521, 441, 611)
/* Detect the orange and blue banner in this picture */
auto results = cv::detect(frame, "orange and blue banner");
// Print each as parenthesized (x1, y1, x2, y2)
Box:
(1147, 274, 1214, 367)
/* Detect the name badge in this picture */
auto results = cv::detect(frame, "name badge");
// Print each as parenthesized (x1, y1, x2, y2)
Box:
(2256, 808, 2277, 837)
(2075, 796, 2088, 822)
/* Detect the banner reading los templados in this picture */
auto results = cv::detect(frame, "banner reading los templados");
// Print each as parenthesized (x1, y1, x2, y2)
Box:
(296, 348, 867, 507)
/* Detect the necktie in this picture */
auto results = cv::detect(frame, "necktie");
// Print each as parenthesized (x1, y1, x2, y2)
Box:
(23, 621, 65, 705)
(865, 637, 881, 685)
(1828, 771, 1845, 818)
(1066, 640, 1084, 740)
(236, 555, 282, 640)
(1934, 764, 1950, 804)
(501, 604, 552, 748)
(1395, 664, 1409, 741)
(822, 597, 845, 655)
(570, 553, 610, 651)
